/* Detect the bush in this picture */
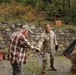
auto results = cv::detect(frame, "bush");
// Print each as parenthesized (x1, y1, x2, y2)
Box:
(63, 16, 71, 24)
(72, 16, 76, 25)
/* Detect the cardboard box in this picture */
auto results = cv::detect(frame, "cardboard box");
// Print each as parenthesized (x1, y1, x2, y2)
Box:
(55, 20, 62, 26)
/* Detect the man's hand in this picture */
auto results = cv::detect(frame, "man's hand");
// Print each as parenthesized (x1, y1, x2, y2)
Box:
(55, 45, 58, 51)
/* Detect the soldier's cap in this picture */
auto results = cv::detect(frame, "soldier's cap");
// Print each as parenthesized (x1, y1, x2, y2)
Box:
(22, 25, 33, 34)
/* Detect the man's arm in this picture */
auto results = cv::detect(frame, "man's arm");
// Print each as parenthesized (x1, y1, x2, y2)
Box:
(21, 35, 40, 52)
(37, 33, 44, 49)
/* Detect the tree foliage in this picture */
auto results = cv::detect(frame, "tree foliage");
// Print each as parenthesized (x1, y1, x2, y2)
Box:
(0, 0, 76, 25)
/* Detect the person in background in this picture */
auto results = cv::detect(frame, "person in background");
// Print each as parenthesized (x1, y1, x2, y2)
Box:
(8, 25, 40, 75)
(37, 24, 58, 75)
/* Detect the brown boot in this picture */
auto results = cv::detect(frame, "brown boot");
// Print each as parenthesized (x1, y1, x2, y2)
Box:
(50, 67, 57, 71)
(47, 67, 57, 71)
(42, 72, 46, 75)
(50, 60, 57, 71)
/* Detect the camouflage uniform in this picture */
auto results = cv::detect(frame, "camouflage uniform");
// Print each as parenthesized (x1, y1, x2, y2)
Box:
(38, 30, 58, 75)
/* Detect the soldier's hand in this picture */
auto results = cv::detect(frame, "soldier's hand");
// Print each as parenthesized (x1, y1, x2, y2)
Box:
(35, 47, 40, 52)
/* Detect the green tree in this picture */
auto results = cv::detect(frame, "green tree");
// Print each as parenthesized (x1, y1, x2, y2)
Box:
(15, 0, 23, 2)
(22, 0, 36, 7)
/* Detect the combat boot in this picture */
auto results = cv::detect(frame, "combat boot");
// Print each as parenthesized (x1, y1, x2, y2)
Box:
(50, 59, 57, 71)
(50, 66, 57, 71)
(42, 71, 46, 75)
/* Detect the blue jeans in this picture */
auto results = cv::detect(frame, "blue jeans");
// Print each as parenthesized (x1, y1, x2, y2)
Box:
(11, 63, 22, 75)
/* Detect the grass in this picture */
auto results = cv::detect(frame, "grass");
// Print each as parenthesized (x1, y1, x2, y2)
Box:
(49, 23, 76, 30)
(23, 57, 42, 75)
(0, 17, 76, 30)
(23, 55, 71, 75)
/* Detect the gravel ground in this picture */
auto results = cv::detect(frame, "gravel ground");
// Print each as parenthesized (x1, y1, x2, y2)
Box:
(46, 56, 71, 75)
(23, 55, 71, 75)
(0, 60, 12, 75)
(0, 55, 71, 75)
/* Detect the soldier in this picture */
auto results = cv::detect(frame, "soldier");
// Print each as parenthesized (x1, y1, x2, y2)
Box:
(37, 24, 58, 75)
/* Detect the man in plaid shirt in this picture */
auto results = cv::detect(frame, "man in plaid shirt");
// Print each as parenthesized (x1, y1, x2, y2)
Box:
(8, 25, 40, 75)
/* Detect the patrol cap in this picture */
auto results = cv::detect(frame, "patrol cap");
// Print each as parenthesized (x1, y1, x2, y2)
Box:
(22, 25, 33, 34)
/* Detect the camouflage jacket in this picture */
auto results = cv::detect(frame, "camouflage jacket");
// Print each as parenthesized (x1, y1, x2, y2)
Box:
(38, 30, 58, 53)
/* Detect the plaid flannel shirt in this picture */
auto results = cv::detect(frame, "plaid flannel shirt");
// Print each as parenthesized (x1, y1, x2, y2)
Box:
(8, 31, 34, 65)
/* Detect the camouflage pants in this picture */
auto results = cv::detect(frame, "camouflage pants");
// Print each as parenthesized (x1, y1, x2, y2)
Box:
(42, 52, 54, 75)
